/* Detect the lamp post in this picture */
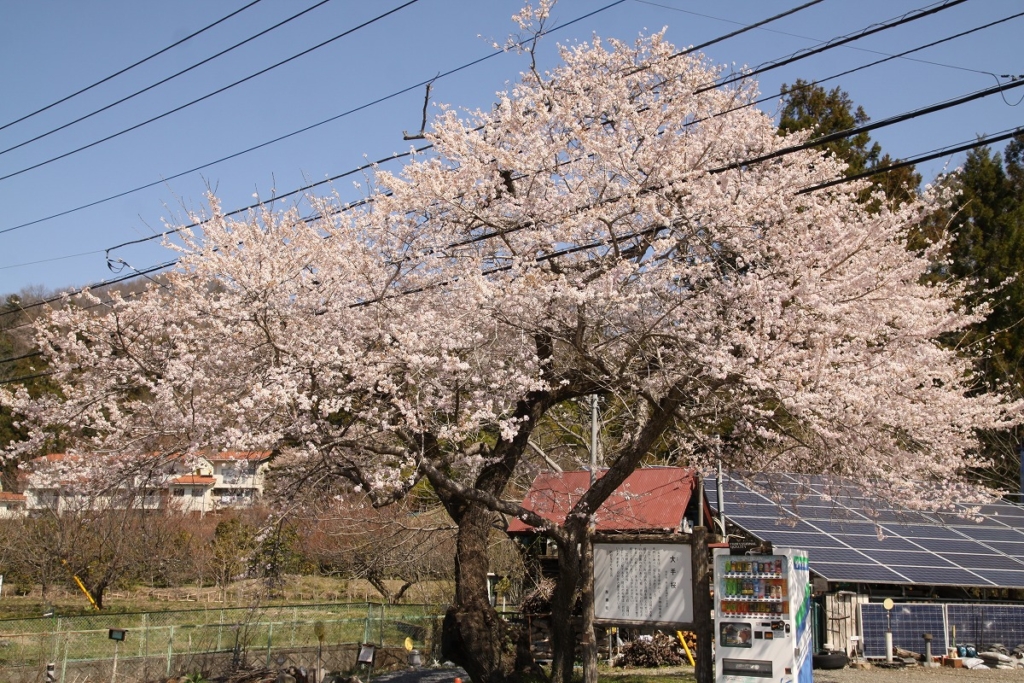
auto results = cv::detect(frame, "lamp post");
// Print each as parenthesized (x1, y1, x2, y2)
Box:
(883, 599, 894, 663)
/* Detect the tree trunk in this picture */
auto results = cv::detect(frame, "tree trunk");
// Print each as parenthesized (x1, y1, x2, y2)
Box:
(441, 499, 515, 683)
(580, 529, 597, 683)
(692, 527, 713, 683)
(549, 532, 582, 683)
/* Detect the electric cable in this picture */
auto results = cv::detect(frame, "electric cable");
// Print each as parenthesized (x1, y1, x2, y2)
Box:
(5, 72, 1020, 327)
(0, 0, 335, 157)
(0, 350, 42, 365)
(638, 0, 997, 79)
(1, 126, 1020, 371)
(699, 0, 970, 93)
(96, 71, 1024, 264)
(797, 125, 1024, 194)
(0, 0, 628, 236)
(0, 0, 264, 133)
(87, 0, 891, 259)
(0, 0, 421, 183)
(0, 0, 995, 318)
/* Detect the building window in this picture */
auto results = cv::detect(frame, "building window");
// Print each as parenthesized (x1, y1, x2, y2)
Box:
(173, 488, 185, 497)
(191, 488, 203, 497)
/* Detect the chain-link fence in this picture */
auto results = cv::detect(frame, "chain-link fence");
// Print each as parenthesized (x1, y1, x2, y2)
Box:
(0, 602, 446, 683)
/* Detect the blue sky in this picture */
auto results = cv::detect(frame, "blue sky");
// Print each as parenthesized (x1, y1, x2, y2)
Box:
(0, 0, 1021, 296)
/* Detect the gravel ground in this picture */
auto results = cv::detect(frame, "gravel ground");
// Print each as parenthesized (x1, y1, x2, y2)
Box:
(814, 664, 1024, 683)
(367, 663, 1024, 682)
(371, 666, 468, 683)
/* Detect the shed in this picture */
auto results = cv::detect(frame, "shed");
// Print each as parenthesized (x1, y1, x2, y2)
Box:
(508, 467, 714, 578)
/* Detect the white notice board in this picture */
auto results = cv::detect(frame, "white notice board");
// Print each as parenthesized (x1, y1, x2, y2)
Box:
(594, 543, 693, 624)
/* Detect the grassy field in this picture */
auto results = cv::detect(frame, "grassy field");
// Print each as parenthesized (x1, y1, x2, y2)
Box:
(0, 576, 452, 620)
(599, 665, 696, 683)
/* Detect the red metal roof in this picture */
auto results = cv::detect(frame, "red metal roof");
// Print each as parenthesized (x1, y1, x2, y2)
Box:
(507, 467, 698, 533)
(0, 492, 26, 503)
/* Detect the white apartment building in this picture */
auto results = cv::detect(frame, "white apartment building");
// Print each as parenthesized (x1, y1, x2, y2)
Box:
(0, 490, 27, 518)
(17, 451, 272, 515)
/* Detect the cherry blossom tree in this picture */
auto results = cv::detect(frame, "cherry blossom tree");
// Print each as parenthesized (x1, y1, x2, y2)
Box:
(3, 27, 1020, 683)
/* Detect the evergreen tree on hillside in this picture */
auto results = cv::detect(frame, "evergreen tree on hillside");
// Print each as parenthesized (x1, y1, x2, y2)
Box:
(936, 136, 1024, 490)
(779, 79, 921, 205)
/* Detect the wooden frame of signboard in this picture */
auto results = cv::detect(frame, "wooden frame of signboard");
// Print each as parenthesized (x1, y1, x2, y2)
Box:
(592, 527, 712, 683)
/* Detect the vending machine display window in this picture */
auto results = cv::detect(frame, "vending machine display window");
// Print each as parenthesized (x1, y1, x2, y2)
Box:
(719, 622, 752, 648)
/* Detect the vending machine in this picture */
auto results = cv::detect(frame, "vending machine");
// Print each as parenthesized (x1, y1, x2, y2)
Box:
(713, 547, 812, 683)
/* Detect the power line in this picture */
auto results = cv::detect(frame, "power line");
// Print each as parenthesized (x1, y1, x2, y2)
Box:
(797, 126, 1024, 194)
(0, 0, 629, 237)
(3, 127, 1020, 383)
(0, 0, 335, 158)
(0, 0, 421, 183)
(6, 1, 1010, 244)
(0, 0, 987, 318)
(743, 10, 1024, 122)
(0, 0, 264, 134)
(0, 350, 42, 365)
(701, 0, 970, 93)
(2, 118, 1021, 374)
(716, 78, 1024, 173)
(6, 73, 1019, 325)
(90, 0, 889, 260)
(0, 371, 54, 386)
(98, 0, 999, 264)
(638, 0, 996, 79)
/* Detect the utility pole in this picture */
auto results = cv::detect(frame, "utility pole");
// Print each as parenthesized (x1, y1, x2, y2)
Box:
(583, 394, 600, 683)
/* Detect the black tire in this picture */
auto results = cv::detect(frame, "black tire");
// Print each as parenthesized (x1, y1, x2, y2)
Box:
(813, 652, 849, 669)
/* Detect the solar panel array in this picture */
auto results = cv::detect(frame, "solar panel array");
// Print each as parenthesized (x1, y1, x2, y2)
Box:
(704, 473, 1024, 589)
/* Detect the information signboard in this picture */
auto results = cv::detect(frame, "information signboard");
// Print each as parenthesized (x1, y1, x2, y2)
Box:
(594, 542, 693, 624)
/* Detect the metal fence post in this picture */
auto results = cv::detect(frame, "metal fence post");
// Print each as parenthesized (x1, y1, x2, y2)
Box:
(59, 631, 68, 683)
(167, 625, 174, 677)
(379, 603, 385, 645)
(217, 609, 224, 651)
(139, 612, 147, 658)
(266, 622, 275, 668)
(364, 603, 372, 644)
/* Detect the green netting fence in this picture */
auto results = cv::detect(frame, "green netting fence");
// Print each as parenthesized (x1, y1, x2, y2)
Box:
(0, 602, 446, 682)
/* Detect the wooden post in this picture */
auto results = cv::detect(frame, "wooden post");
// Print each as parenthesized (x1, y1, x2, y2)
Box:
(691, 527, 713, 683)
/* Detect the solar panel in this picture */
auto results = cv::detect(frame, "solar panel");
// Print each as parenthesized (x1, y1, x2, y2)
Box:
(977, 541, 1024, 559)
(940, 553, 1024, 571)
(812, 562, 910, 583)
(867, 549, 957, 568)
(889, 524, 963, 541)
(862, 509, 937, 524)
(965, 569, 1024, 589)
(807, 520, 880, 536)
(836, 535, 923, 552)
(894, 566, 992, 587)
(706, 473, 1024, 589)
(947, 527, 1024, 543)
(910, 538, 992, 555)
(860, 603, 947, 657)
(732, 528, 842, 548)
(947, 604, 1024, 648)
